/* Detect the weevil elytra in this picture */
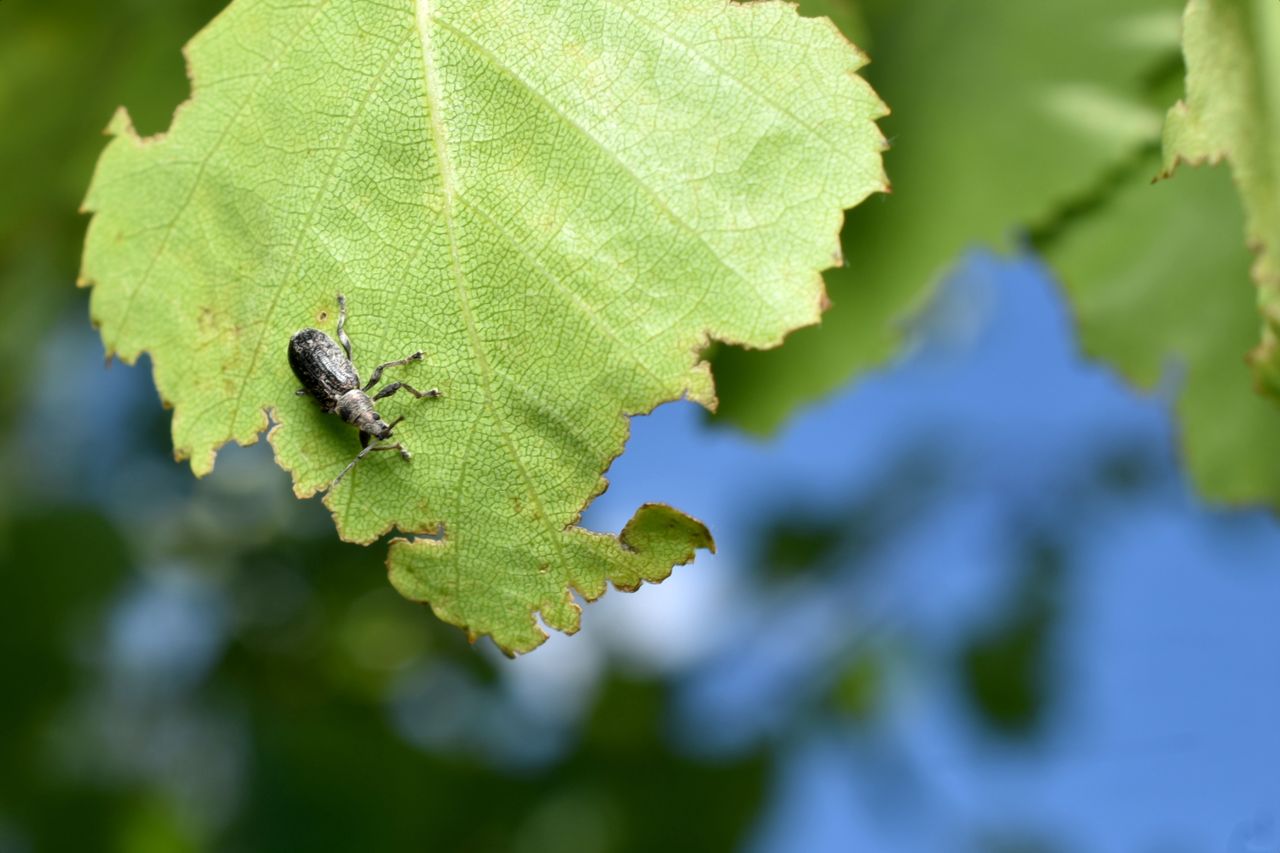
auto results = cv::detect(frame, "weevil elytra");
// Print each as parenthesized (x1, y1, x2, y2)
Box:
(288, 294, 440, 486)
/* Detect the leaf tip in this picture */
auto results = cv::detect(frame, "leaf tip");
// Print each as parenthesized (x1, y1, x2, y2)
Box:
(618, 502, 715, 558)
(104, 106, 138, 140)
(685, 358, 718, 410)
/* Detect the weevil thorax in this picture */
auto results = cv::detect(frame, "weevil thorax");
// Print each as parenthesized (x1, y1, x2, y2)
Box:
(336, 389, 393, 439)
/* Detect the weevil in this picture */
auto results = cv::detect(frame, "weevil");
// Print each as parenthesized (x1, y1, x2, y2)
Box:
(288, 294, 440, 486)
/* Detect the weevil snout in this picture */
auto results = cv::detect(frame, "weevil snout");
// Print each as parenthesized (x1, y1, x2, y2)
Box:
(362, 410, 395, 440)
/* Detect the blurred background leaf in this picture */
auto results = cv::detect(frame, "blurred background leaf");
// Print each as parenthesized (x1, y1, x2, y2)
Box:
(1044, 157, 1280, 505)
(0, 0, 225, 407)
(1162, 0, 1280, 294)
(712, 0, 1183, 433)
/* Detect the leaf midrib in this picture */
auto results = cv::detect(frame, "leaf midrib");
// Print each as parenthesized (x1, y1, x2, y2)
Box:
(430, 11, 768, 316)
(415, 0, 567, 581)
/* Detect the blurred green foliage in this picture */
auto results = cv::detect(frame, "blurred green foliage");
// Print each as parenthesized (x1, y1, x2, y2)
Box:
(0, 0, 225, 410)
(714, 0, 1182, 432)
(1045, 159, 1280, 505)
(0, 511, 131, 850)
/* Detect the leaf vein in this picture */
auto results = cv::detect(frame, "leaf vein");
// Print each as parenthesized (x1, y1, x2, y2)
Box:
(417, 0, 568, 565)
(429, 12, 765, 310)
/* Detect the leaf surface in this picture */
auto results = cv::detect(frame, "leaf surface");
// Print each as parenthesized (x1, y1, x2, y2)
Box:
(80, 0, 887, 652)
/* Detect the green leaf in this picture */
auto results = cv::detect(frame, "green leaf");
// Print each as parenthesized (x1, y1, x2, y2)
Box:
(1161, 0, 1280, 392)
(1053, 0, 1280, 509)
(712, 0, 1183, 432)
(79, 0, 887, 652)
(1049, 157, 1280, 506)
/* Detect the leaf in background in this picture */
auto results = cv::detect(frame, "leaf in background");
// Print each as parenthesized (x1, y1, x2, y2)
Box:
(1048, 157, 1278, 505)
(1160, 0, 1280, 393)
(0, 0, 221, 411)
(80, 0, 887, 652)
(712, 0, 1183, 432)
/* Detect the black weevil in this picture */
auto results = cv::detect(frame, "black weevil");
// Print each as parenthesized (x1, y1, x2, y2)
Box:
(288, 294, 439, 485)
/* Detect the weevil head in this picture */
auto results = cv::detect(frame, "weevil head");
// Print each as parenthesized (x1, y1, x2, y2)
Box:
(360, 409, 395, 440)
(336, 390, 395, 439)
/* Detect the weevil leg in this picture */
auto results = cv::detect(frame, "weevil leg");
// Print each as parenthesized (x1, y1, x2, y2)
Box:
(331, 440, 411, 487)
(376, 442, 414, 462)
(362, 352, 425, 391)
(373, 381, 440, 401)
(295, 388, 308, 396)
(336, 293, 353, 361)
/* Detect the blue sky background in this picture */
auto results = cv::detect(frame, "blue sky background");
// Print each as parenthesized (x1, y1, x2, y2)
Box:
(569, 250, 1280, 852)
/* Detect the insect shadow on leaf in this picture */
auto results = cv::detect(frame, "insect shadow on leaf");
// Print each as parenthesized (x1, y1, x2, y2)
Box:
(288, 294, 440, 487)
